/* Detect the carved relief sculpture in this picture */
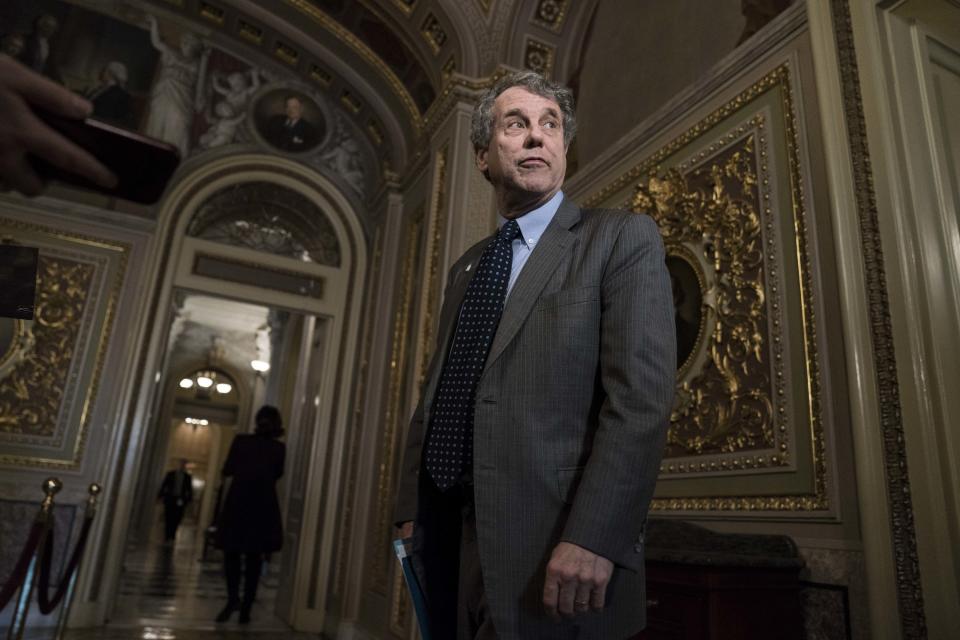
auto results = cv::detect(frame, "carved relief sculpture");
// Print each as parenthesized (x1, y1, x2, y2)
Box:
(592, 64, 828, 511)
(634, 139, 776, 462)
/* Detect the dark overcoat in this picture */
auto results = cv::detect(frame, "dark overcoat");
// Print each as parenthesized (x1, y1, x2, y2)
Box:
(216, 433, 285, 553)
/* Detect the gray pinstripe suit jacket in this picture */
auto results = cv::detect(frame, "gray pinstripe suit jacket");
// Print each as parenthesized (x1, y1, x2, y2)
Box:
(395, 198, 676, 639)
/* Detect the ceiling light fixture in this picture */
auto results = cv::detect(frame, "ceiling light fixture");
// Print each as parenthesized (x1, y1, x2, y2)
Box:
(177, 368, 235, 399)
(250, 359, 270, 372)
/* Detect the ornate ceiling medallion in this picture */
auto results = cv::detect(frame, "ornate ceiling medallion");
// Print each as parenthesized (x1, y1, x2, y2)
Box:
(523, 39, 555, 77)
(421, 13, 447, 54)
(533, 0, 569, 32)
(238, 20, 264, 45)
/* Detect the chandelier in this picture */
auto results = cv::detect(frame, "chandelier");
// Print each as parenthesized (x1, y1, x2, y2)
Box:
(179, 369, 233, 395)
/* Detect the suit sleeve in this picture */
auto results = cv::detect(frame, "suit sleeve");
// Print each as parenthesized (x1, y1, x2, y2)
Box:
(560, 213, 675, 570)
(393, 394, 426, 526)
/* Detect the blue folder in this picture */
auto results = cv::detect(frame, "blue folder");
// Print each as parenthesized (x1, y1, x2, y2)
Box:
(393, 537, 432, 640)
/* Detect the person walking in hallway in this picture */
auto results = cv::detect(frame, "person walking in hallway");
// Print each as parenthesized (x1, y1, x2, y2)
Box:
(157, 458, 193, 543)
(215, 405, 285, 624)
(394, 71, 676, 639)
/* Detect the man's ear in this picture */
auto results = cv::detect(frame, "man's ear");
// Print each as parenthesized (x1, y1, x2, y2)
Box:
(475, 147, 488, 173)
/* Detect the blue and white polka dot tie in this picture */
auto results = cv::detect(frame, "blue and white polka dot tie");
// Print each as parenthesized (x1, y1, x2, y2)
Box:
(425, 219, 521, 491)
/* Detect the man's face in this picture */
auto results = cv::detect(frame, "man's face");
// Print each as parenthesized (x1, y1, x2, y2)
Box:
(476, 86, 567, 214)
(285, 98, 303, 120)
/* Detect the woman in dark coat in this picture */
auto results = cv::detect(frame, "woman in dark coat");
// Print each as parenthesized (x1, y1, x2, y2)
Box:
(215, 405, 285, 624)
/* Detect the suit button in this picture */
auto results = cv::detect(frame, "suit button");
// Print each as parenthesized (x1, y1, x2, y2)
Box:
(634, 544, 643, 553)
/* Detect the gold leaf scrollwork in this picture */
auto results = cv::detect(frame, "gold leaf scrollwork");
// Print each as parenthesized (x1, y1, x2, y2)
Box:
(633, 136, 777, 461)
(0, 256, 94, 437)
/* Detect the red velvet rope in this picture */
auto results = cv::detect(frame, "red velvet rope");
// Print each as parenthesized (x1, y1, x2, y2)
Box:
(36, 514, 94, 614)
(0, 519, 47, 612)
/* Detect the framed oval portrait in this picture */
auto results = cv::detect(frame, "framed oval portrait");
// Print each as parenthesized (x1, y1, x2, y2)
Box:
(253, 88, 328, 154)
(666, 254, 705, 372)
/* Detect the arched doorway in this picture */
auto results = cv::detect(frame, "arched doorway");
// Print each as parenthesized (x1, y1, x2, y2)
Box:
(101, 155, 367, 633)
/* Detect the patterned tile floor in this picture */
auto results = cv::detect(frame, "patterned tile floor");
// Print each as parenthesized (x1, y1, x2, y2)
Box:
(25, 519, 317, 639)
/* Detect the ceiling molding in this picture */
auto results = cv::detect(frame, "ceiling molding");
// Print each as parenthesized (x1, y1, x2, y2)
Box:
(281, 0, 423, 130)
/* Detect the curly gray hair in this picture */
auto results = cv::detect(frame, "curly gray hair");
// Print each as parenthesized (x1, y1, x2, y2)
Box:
(470, 71, 577, 152)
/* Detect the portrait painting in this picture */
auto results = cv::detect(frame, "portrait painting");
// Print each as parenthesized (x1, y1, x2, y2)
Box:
(665, 254, 703, 370)
(254, 89, 327, 154)
(0, 0, 158, 131)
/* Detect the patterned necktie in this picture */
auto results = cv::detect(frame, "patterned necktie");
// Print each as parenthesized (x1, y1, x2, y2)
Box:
(425, 219, 521, 491)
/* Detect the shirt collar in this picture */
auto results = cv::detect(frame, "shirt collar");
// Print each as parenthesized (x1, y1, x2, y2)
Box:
(497, 190, 564, 248)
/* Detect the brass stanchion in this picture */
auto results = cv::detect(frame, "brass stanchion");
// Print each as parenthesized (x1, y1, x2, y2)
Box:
(53, 484, 101, 640)
(7, 478, 60, 640)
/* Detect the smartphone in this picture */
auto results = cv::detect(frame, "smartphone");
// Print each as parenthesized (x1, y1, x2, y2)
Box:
(31, 111, 181, 205)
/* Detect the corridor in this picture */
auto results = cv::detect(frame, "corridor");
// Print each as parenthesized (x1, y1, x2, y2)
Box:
(52, 521, 316, 639)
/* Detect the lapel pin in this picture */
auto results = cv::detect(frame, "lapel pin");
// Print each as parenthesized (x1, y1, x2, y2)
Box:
(465, 263, 472, 272)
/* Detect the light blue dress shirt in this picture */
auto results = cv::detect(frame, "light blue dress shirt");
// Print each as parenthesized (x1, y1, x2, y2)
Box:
(497, 190, 564, 298)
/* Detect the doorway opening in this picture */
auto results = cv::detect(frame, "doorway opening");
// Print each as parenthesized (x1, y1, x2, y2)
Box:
(112, 292, 316, 632)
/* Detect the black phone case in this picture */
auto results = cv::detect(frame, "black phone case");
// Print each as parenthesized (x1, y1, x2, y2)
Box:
(32, 112, 181, 205)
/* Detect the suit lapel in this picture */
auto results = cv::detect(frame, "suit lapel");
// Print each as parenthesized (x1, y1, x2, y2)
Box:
(483, 199, 581, 374)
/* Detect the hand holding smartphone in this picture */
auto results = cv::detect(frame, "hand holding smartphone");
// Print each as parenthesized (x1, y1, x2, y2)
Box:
(0, 54, 180, 204)
(32, 111, 181, 205)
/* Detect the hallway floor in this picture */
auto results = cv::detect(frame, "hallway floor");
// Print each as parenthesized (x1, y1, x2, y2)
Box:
(54, 519, 317, 639)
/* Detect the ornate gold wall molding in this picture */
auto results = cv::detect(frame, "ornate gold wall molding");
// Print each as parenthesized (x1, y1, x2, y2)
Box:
(592, 64, 827, 512)
(0, 256, 94, 438)
(829, 0, 925, 635)
(417, 147, 448, 390)
(585, 67, 794, 209)
(0, 218, 128, 469)
(368, 206, 424, 596)
(636, 131, 784, 467)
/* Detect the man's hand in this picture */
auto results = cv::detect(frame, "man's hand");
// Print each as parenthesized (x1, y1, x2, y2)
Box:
(542, 541, 614, 618)
(396, 521, 414, 540)
(0, 55, 116, 196)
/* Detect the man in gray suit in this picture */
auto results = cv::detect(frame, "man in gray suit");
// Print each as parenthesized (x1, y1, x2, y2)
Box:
(395, 71, 675, 639)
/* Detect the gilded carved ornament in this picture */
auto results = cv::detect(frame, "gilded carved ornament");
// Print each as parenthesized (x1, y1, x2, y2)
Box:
(634, 138, 780, 464)
(0, 257, 94, 439)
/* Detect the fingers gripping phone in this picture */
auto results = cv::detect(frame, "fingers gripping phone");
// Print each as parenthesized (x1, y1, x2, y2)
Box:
(32, 112, 181, 205)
